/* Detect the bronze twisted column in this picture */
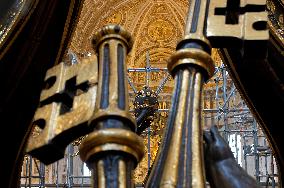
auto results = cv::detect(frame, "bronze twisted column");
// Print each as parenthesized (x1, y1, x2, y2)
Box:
(79, 25, 144, 188)
(146, 0, 214, 187)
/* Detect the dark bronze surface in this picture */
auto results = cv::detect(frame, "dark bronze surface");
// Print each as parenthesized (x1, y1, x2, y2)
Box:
(215, 1, 284, 179)
(204, 125, 259, 188)
(146, 1, 214, 187)
(0, 0, 23, 43)
(218, 43, 284, 184)
(206, 0, 284, 185)
(134, 86, 158, 135)
(0, 0, 16, 20)
(0, 0, 83, 187)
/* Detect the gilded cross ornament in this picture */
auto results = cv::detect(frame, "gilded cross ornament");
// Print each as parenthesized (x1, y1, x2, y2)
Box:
(26, 56, 98, 164)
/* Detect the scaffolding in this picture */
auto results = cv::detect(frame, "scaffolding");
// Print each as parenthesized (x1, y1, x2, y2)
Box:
(20, 59, 279, 187)
(202, 63, 279, 187)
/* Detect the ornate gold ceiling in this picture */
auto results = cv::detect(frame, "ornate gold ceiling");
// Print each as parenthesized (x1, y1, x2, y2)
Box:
(69, 0, 223, 92)
(70, 0, 189, 68)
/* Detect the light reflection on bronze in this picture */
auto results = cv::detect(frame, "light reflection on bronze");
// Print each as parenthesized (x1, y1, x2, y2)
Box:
(97, 160, 106, 188)
(79, 24, 144, 188)
(191, 72, 205, 187)
(146, 0, 214, 187)
(119, 160, 127, 188)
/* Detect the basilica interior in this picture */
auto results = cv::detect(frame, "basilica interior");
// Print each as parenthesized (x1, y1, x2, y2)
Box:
(1, 0, 283, 188)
